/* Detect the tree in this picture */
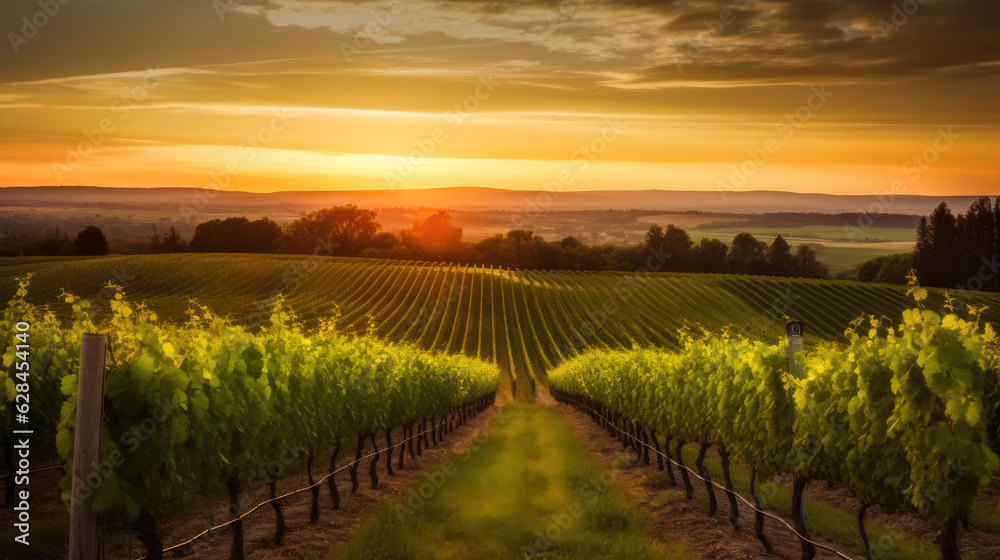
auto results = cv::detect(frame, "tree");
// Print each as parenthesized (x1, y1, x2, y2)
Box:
(474, 230, 556, 269)
(641, 224, 692, 271)
(370, 232, 400, 251)
(74, 225, 109, 256)
(555, 236, 606, 271)
(957, 212, 973, 286)
(189, 217, 281, 253)
(994, 198, 1000, 291)
(766, 234, 793, 276)
(855, 253, 913, 285)
(401, 210, 463, 258)
(26, 237, 72, 256)
(875, 253, 913, 284)
(644, 225, 665, 250)
(693, 238, 728, 273)
(960, 197, 996, 289)
(856, 255, 887, 282)
(149, 227, 187, 253)
(245, 218, 282, 253)
(792, 244, 829, 279)
(662, 225, 694, 271)
(914, 216, 933, 284)
(727, 233, 767, 275)
(985, 196, 1000, 292)
(926, 202, 960, 288)
(281, 206, 380, 256)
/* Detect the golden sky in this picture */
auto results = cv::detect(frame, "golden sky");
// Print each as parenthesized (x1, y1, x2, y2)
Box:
(1, 0, 998, 195)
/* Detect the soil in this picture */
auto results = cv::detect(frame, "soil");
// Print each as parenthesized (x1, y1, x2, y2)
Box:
(553, 398, 1000, 560)
(7, 393, 1000, 560)
(555, 399, 855, 560)
(99, 404, 503, 560)
(772, 474, 1000, 560)
(0, 463, 70, 523)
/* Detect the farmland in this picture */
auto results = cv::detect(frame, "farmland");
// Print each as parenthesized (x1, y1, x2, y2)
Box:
(4, 253, 1000, 400)
(6, 253, 1000, 560)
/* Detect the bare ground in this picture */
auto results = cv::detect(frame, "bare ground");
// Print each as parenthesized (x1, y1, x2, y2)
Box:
(554, 400, 859, 560)
(773, 474, 1000, 560)
(539, 374, 1000, 560)
(97, 404, 503, 560)
(8, 395, 1000, 560)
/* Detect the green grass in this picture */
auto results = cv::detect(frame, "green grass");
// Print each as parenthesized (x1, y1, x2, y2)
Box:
(970, 500, 1000, 534)
(688, 225, 917, 243)
(811, 246, 905, 272)
(686, 225, 916, 271)
(5, 254, 1000, 399)
(0, 513, 69, 559)
(331, 404, 691, 560)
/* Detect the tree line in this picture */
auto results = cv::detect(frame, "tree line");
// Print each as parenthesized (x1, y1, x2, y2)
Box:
(854, 197, 1000, 291)
(140, 205, 829, 278)
(915, 198, 1000, 291)
(20, 198, 1000, 288)
(11, 225, 110, 256)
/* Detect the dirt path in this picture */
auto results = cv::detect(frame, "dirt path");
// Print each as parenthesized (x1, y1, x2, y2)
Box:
(328, 403, 689, 560)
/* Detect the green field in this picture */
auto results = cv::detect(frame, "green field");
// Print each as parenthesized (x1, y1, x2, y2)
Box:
(688, 225, 917, 243)
(809, 245, 906, 271)
(4, 254, 999, 399)
(685, 225, 915, 272)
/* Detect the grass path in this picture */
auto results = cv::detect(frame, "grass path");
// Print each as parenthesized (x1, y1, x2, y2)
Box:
(330, 403, 692, 560)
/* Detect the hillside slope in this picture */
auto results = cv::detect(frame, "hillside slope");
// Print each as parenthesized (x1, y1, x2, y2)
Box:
(4, 254, 998, 398)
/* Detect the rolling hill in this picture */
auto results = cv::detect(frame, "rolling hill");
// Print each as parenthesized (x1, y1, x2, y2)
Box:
(0, 185, 981, 214)
(4, 254, 999, 400)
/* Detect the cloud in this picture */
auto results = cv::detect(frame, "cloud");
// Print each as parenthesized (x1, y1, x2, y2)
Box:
(2, 0, 999, 89)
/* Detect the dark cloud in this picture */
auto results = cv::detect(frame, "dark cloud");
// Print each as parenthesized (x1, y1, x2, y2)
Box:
(1, 0, 998, 88)
(0, 0, 350, 83)
(659, 8, 759, 36)
(640, 0, 1000, 83)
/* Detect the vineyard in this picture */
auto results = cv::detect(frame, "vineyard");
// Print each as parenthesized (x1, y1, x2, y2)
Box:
(5, 254, 1000, 559)
(5, 254, 1000, 400)
(549, 277, 1000, 560)
(1, 277, 499, 559)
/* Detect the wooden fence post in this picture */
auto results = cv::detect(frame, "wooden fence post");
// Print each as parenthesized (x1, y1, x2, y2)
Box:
(787, 321, 815, 560)
(69, 334, 106, 560)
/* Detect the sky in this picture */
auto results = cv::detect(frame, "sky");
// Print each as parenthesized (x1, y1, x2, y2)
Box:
(0, 0, 998, 196)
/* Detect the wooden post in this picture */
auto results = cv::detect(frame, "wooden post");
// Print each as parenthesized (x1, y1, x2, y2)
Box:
(69, 334, 106, 560)
(787, 321, 804, 379)
(786, 321, 815, 560)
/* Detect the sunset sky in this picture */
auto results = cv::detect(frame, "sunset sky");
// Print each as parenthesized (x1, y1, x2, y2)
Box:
(1, 0, 998, 195)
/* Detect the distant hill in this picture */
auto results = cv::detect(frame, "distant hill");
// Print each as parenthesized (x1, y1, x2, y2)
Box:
(0, 185, 988, 215)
